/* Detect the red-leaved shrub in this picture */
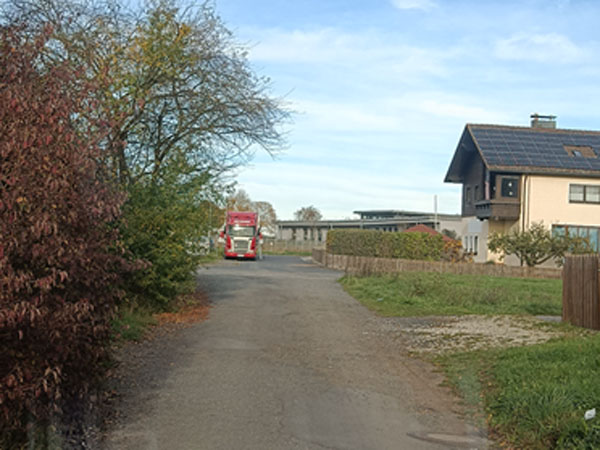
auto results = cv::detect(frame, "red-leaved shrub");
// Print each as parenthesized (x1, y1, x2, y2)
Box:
(0, 27, 126, 439)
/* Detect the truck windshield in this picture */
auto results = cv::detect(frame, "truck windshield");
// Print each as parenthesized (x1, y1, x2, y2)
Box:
(228, 225, 255, 238)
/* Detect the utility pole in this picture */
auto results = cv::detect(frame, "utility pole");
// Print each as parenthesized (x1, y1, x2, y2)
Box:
(434, 195, 438, 231)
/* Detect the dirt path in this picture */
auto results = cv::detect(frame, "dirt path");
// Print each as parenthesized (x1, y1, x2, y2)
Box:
(102, 256, 490, 449)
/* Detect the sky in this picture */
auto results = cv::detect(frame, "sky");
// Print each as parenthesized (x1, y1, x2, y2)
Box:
(216, 0, 600, 220)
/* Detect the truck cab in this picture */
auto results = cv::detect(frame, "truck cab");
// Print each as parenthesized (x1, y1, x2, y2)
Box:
(220, 211, 262, 260)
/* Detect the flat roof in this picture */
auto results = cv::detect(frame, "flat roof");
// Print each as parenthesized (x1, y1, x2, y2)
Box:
(277, 215, 461, 228)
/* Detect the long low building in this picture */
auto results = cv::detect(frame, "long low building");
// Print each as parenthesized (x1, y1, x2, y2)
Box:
(276, 210, 462, 244)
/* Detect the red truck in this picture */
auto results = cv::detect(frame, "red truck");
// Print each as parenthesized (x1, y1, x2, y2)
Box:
(220, 211, 262, 260)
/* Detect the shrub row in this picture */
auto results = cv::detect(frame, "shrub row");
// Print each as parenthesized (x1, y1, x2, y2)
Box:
(326, 229, 445, 260)
(0, 29, 126, 445)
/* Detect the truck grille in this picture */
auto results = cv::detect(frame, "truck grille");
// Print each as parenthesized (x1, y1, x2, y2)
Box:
(233, 239, 250, 253)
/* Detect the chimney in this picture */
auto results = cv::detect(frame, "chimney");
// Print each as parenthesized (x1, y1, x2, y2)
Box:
(530, 113, 557, 129)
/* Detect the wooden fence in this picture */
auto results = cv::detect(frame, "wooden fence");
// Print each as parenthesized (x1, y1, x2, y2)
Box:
(311, 249, 562, 279)
(562, 255, 600, 330)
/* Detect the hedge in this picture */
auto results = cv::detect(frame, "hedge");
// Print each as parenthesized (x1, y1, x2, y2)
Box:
(326, 229, 445, 260)
(0, 29, 126, 446)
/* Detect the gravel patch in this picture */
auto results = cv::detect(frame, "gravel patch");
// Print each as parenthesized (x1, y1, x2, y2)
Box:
(372, 315, 565, 355)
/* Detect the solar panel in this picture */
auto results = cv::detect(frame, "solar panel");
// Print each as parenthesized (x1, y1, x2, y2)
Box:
(469, 125, 600, 173)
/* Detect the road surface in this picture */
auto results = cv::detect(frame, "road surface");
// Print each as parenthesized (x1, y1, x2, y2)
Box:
(104, 255, 488, 449)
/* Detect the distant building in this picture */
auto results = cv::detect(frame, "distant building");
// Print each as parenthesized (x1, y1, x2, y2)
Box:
(445, 114, 600, 264)
(276, 210, 462, 244)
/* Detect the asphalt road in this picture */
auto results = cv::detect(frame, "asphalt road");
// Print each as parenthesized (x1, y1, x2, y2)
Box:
(104, 255, 488, 449)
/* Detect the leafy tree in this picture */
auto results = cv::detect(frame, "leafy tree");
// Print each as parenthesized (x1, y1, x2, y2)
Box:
(0, 28, 126, 443)
(1, 0, 290, 308)
(2, 0, 290, 184)
(294, 205, 323, 222)
(488, 222, 593, 267)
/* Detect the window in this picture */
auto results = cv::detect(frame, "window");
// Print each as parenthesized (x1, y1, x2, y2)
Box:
(587, 186, 600, 203)
(569, 184, 600, 204)
(501, 177, 518, 198)
(465, 236, 474, 253)
(473, 236, 479, 255)
(474, 185, 479, 201)
(564, 145, 596, 158)
(553, 225, 600, 252)
(228, 225, 255, 237)
(569, 185, 585, 202)
(466, 186, 472, 205)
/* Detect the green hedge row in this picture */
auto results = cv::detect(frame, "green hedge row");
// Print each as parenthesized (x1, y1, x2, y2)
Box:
(326, 229, 445, 260)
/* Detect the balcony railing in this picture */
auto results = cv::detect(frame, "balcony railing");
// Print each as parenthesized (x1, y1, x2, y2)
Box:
(474, 199, 520, 221)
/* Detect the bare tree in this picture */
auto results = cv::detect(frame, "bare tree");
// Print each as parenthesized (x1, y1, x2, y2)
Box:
(226, 190, 278, 235)
(253, 201, 277, 236)
(226, 189, 254, 212)
(294, 205, 322, 222)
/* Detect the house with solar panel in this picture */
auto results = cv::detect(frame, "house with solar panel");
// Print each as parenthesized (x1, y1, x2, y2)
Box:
(445, 114, 600, 265)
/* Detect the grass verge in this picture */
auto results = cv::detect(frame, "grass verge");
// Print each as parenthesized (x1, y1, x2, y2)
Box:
(340, 272, 562, 316)
(111, 307, 158, 342)
(198, 249, 223, 264)
(439, 335, 600, 449)
(111, 291, 211, 342)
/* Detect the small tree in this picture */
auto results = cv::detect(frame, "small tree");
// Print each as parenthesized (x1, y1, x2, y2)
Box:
(294, 205, 322, 222)
(488, 222, 592, 267)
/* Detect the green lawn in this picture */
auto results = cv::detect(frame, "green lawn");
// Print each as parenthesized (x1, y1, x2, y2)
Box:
(340, 272, 562, 316)
(340, 271, 600, 448)
(440, 335, 600, 449)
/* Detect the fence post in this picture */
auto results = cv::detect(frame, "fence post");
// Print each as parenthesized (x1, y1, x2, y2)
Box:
(562, 255, 600, 330)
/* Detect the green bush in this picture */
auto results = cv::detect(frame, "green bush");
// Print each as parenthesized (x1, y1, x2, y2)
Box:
(121, 167, 222, 310)
(326, 229, 445, 260)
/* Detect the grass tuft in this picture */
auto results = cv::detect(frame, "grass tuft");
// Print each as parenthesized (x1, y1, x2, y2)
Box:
(111, 308, 157, 342)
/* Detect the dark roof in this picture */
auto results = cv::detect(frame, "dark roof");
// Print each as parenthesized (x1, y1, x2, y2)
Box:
(445, 124, 600, 182)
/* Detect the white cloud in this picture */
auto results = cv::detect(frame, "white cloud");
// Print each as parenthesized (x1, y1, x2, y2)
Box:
(415, 99, 510, 124)
(246, 27, 451, 79)
(293, 99, 400, 132)
(495, 32, 586, 63)
(391, 0, 437, 11)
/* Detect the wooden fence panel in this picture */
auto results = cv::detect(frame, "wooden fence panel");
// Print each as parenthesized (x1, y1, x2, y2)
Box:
(562, 255, 600, 330)
(315, 252, 562, 279)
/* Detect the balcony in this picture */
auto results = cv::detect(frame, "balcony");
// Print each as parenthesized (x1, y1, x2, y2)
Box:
(474, 199, 520, 221)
